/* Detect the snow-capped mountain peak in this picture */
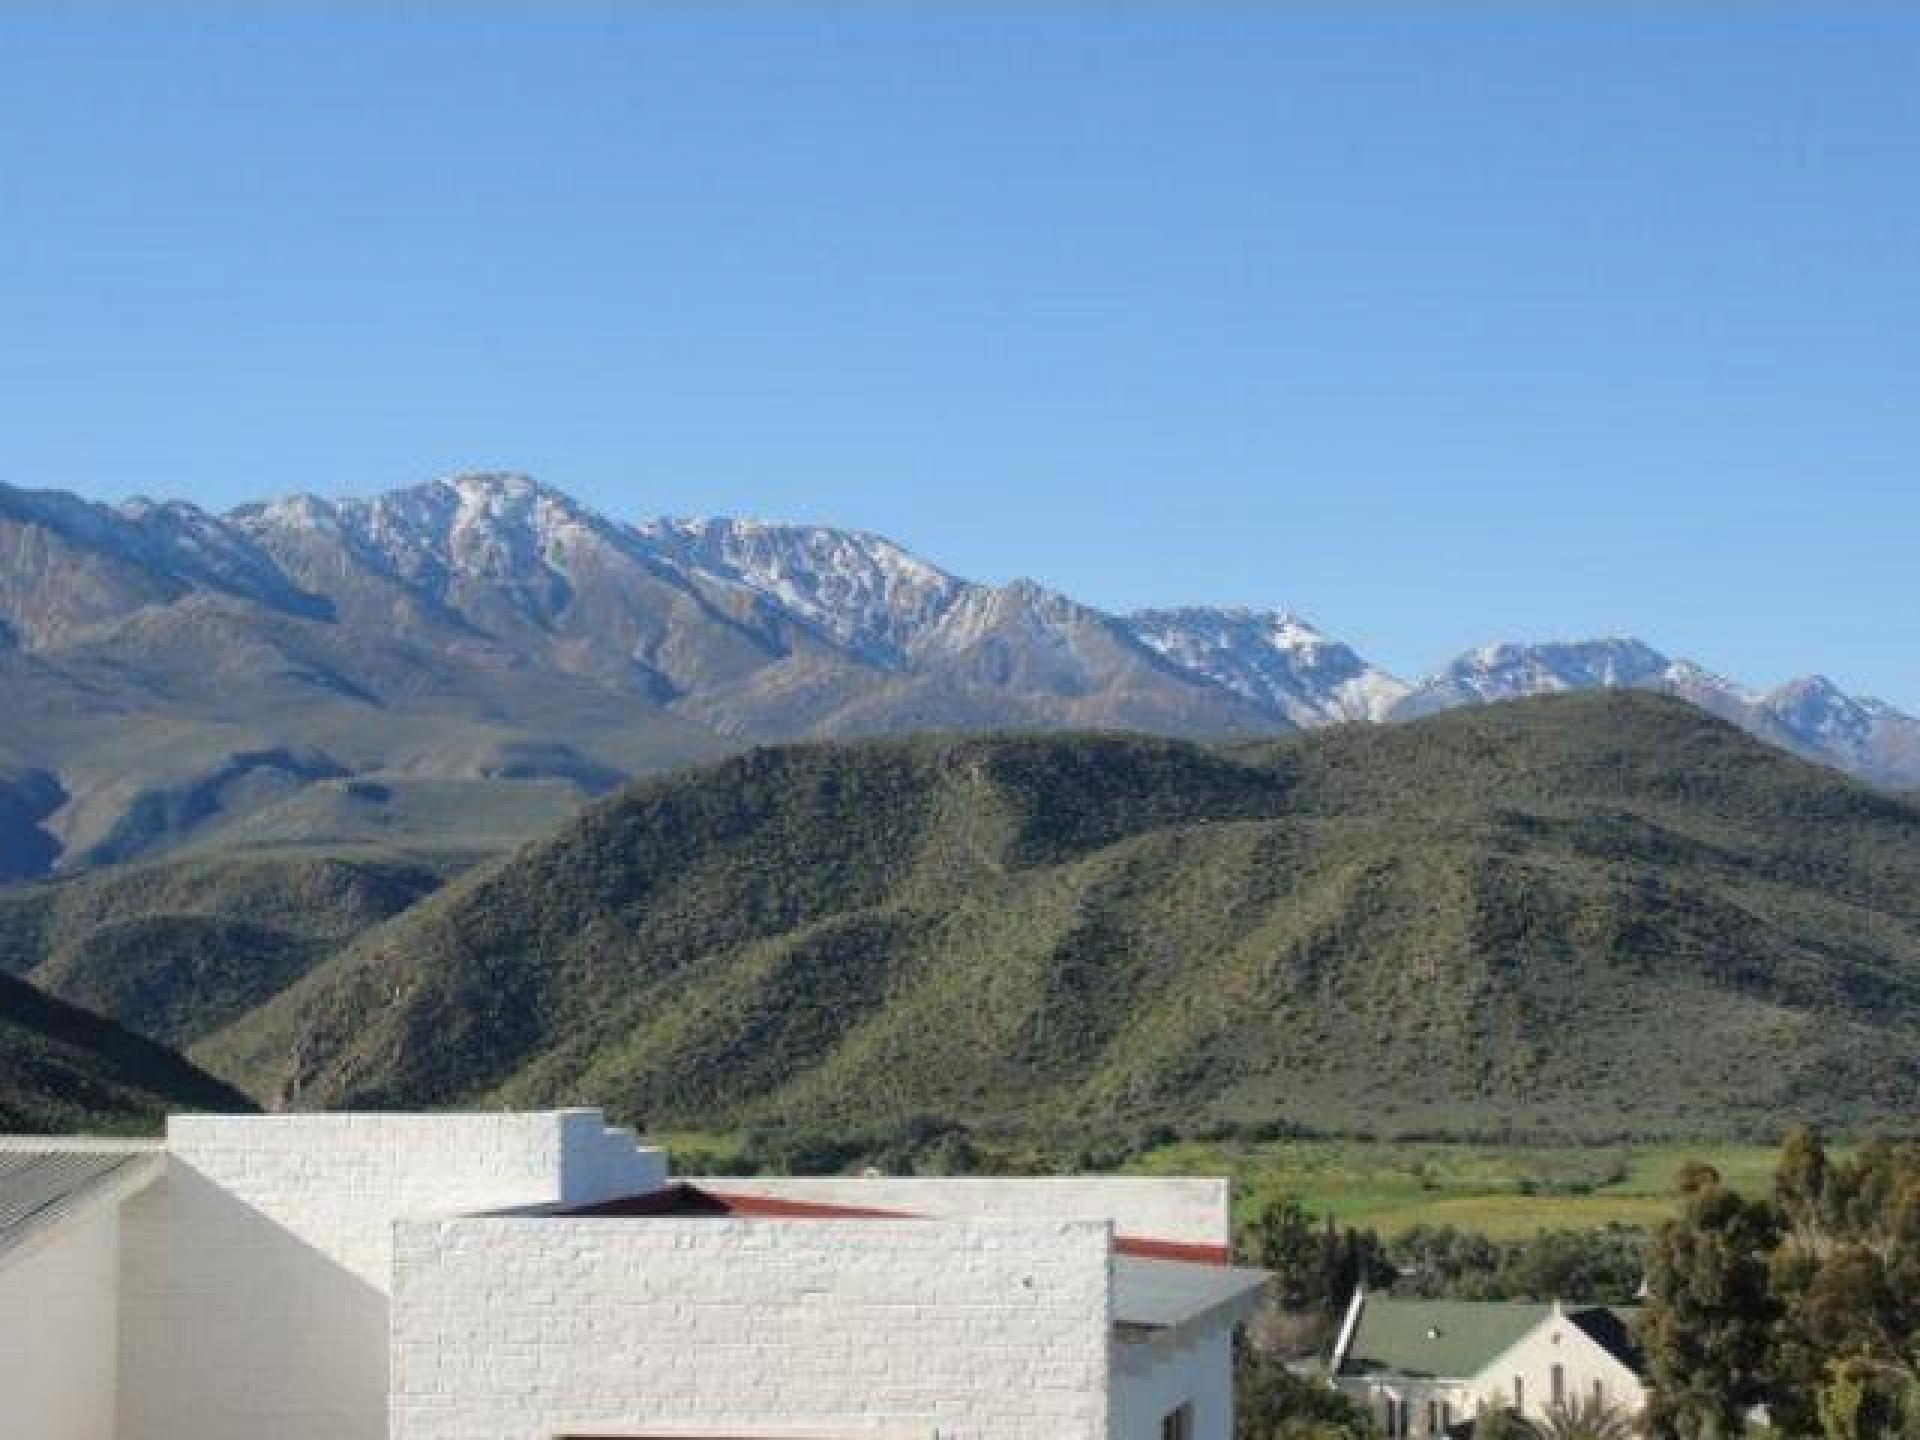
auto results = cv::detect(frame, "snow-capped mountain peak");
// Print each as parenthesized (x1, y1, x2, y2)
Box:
(1124, 606, 1410, 725)
(5, 471, 1916, 789)
(634, 516, 967, 661)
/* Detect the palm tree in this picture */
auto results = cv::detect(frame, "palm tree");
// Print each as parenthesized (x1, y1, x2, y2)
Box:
(1472, 1398, 1537, 1440)
(1534, 1394, 1640, 1440)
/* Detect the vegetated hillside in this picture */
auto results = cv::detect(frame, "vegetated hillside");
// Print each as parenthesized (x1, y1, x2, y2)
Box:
(201, 693, 1920, 1143)
(0, 971, 255, 1133)
(2, 852, 445, 1047)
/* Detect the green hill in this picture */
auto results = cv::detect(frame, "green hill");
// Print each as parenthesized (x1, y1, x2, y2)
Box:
(2, 852, 445, 1047)
(1, 970, 255, 1133)
(198, 693, 1920, 1144)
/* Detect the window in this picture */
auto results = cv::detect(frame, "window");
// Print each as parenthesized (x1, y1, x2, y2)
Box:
(1383, 1396, 1401, 1438)
(1594, 1380, 1606, 1406)
(1162, 1402, 1195, 1440)
(1428, 1400, 1441, 1434)
(1552, 1364, 1566, 1408)
(1513, 1377, 1525, 1412)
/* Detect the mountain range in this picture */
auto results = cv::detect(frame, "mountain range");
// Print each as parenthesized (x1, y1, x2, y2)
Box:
(2, 472, 1914, 880)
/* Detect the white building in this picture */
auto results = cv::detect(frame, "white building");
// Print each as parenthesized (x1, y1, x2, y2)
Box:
(0, 1109, 1268, 1440)
(1329, 1290, 1647, 1438)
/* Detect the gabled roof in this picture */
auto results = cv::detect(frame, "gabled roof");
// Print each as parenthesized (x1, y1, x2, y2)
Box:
(1335, 1295, 1643, 1381)
(0, 1141, 162, 1264)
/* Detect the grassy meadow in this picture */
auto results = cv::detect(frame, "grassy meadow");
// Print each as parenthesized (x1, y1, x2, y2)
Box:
(1119, 1137, 1790, 1238)
(655, 1127, 1796, 1241)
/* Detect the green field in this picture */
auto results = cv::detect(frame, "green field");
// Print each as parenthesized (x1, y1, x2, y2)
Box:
(1119, 1138, 1790, 1238)
(653, 1128, 1794, 1241)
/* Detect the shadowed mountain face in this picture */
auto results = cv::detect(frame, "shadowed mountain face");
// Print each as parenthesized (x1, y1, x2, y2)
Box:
(0, 969, 255, 1133)
(196, 694, 1920, 1143)
(1, 473, 1914, 880)
(1, 851, 448, 1049)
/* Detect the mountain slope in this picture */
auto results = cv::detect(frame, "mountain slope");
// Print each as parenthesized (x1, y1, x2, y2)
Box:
(1, 852, 446, 1047)
(0, 971, 255, 1133)
(201, 693, 1920, 1142)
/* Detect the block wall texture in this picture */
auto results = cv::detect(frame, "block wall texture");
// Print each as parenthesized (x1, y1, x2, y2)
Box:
(390, 1215, 1115, 1440)
(0, 1204, 121, 1440)
(689, 1176, 1231, 1249)
(118, 1110, 665, 1440)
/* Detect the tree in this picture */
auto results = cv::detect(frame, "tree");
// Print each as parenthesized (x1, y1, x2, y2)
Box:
(1249, 1197, 1328, 1312)
(1640, 1182, 1781, 1440)
(1243, 1197, 1394, 1319)
(1776, 1125, 1829, 1239)
(1234, 1335, 1375, 1440)
(1474, 1397, 1538, 1440)
(1537, 1395, 1640, 1440)
(1815, 1356, 1920, 1440)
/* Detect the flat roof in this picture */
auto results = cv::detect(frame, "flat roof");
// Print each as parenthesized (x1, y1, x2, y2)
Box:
(554, 1182, 1264, 1333)
(0, 1142, 161, 1263)
(1112, 1255, 1271, 1334)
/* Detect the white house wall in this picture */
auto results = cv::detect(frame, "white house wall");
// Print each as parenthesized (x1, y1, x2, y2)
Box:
(1467, 1314, 1646, 1420)
(0, 1204, 121, 1440)
(690, 1176, 1231, 1248)
(389, 1215, 1114, 1440)
(117, 1110, 667, 1440)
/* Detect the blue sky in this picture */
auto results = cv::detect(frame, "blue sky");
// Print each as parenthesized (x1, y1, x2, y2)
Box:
(2, 5, 1915, 706)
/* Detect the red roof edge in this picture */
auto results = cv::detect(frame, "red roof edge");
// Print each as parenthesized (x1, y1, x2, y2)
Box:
(560, 1182, 1232, 1264)
(1114, 1236, 1232, 1266)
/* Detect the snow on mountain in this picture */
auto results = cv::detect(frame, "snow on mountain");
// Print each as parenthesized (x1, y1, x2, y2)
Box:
(1392, 637, 1685, 717)
(234, 473, 640, 594)
(635, 516, 967, 664)
(1389, 638, 1920, 789)
(4, 471, 1916, 789)
(1125, 607, 1409, 725)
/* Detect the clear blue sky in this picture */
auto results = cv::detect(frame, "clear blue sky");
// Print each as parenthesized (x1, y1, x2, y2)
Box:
(2, 5, 1915, 706)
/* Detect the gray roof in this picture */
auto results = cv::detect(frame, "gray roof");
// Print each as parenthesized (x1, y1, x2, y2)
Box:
(1113, 1256, 1270, 1334)
(0, 1143, 162, 1263)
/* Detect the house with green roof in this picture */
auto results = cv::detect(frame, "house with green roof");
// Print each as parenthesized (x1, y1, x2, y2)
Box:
(1329, 1291, 1646, 1438)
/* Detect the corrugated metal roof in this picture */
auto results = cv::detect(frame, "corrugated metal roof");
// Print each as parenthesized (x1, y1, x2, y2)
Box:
(1112, 1255, 1270, 1333)
(0, 1145, 161, 1262)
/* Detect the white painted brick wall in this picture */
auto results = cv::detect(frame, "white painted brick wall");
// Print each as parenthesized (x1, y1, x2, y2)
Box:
(390, 1216, 1115, 1440)
(690, 1176, 1231, 1249)
(118, 1110, 666, 1440)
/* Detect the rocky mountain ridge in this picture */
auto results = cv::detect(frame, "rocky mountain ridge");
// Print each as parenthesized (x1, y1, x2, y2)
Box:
(0, 472, 1913, 878)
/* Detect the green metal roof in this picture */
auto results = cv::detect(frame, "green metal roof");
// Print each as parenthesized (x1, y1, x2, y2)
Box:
(1337, 1297, 1643, 1381)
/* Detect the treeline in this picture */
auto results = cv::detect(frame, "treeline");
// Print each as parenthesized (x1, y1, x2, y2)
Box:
(1241, 1198, 1645, 1350)
(1641, 1129, 1920, 1440)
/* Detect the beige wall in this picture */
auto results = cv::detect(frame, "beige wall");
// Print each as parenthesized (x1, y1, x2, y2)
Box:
(1467, 1311, 1645, 1420)
(0, 1204, 121, 1440)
